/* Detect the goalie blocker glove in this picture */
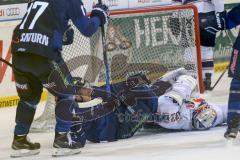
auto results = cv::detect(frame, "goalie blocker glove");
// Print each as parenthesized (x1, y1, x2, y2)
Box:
(199, 11, 226, 35)
(91, 3, 109, 26)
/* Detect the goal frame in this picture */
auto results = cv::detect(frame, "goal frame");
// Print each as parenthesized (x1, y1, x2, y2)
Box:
(109, 4, 204, 93)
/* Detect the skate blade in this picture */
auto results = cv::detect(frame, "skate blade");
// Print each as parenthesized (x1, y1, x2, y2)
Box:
(52, 148, 81, 157)
(225, 137, 240, 146)
(10, 149, 40, 158)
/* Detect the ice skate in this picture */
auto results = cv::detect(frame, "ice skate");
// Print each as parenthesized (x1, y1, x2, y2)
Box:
(224, 127, 239, 140)
(204, 73, 212, 90)
(11, 135, 40, 158)
(224, 115, 240, 145)
(52, 132, 83, 157)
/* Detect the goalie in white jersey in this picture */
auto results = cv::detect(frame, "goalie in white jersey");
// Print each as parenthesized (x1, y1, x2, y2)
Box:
(173, 0, 224, 90)
(155, 68, 227, 130)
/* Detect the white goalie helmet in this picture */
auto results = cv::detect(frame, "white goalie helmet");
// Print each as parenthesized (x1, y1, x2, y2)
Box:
(188, 98, 217, 130)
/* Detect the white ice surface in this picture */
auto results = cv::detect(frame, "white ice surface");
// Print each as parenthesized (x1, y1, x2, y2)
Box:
(0, 73, 239, 160)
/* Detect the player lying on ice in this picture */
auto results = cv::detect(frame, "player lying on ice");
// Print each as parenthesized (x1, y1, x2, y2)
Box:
(63, 68, 227, 145)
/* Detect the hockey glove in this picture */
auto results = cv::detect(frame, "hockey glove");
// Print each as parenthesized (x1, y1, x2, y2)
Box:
(199, 11, 226, 35)
(126, 73, 151, 89)
(75, 87, 93, 102)
(90, 3, 109, 26)
(63, 25, 74, 45)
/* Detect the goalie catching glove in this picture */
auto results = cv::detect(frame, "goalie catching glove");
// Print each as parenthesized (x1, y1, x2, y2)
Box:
(199, 11, 226, 35)
(91, 3, 109, 26)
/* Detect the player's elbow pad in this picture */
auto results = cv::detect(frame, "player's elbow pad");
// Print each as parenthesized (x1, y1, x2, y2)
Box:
(81, 28, 95, 37)
(74, 17, 99, 37)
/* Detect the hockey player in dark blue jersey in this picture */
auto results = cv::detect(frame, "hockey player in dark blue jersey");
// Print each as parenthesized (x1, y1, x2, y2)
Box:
(69, 69, 227, 143)
(10, 0, 109, 157)
(199, 4, 240, 139)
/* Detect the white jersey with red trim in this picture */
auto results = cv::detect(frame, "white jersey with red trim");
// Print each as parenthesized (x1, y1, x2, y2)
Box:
(156, 97, 227, 130)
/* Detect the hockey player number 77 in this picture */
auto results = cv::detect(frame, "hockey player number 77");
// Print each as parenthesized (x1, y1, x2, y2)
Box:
(20, 1, 49, 30)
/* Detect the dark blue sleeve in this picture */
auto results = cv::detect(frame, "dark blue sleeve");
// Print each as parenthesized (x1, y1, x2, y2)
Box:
(67, 0, 101, 37)
(226, 4, 240, 29)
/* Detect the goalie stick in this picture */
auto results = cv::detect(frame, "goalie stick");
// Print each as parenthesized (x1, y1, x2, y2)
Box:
(209, 30, 233, 91)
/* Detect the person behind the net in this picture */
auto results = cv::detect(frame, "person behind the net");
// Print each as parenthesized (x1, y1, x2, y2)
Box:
(198, 4, 240, 139)
(10, 0, 109, 157)
(70, 68, 227, 143)
(173, 0, 224, 90)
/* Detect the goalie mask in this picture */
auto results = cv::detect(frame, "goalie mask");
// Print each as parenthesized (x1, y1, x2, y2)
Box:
(190, 98, 217, 130)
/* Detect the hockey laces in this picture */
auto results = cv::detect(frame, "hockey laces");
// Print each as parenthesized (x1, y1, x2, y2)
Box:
(67, 132, 74, 146)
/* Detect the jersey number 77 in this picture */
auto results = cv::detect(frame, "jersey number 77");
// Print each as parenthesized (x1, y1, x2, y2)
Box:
(20, 1, 49, 30)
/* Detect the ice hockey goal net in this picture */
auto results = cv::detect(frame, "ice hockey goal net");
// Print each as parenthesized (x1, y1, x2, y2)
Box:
(63, 4, 203, 91)
(31, 4, 203, 132)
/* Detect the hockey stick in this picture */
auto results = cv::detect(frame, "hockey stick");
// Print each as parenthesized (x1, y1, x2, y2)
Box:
(210, 65, 228, 91)
(0, 57, 27, 76)
(209, 27, 234, 91)
(98, 0, 111, 95)
(0, 57, 104, 108)
(0, 57, 14, 68)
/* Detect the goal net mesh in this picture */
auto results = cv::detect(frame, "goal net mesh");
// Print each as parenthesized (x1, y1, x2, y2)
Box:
(63, 5, 202, 89)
